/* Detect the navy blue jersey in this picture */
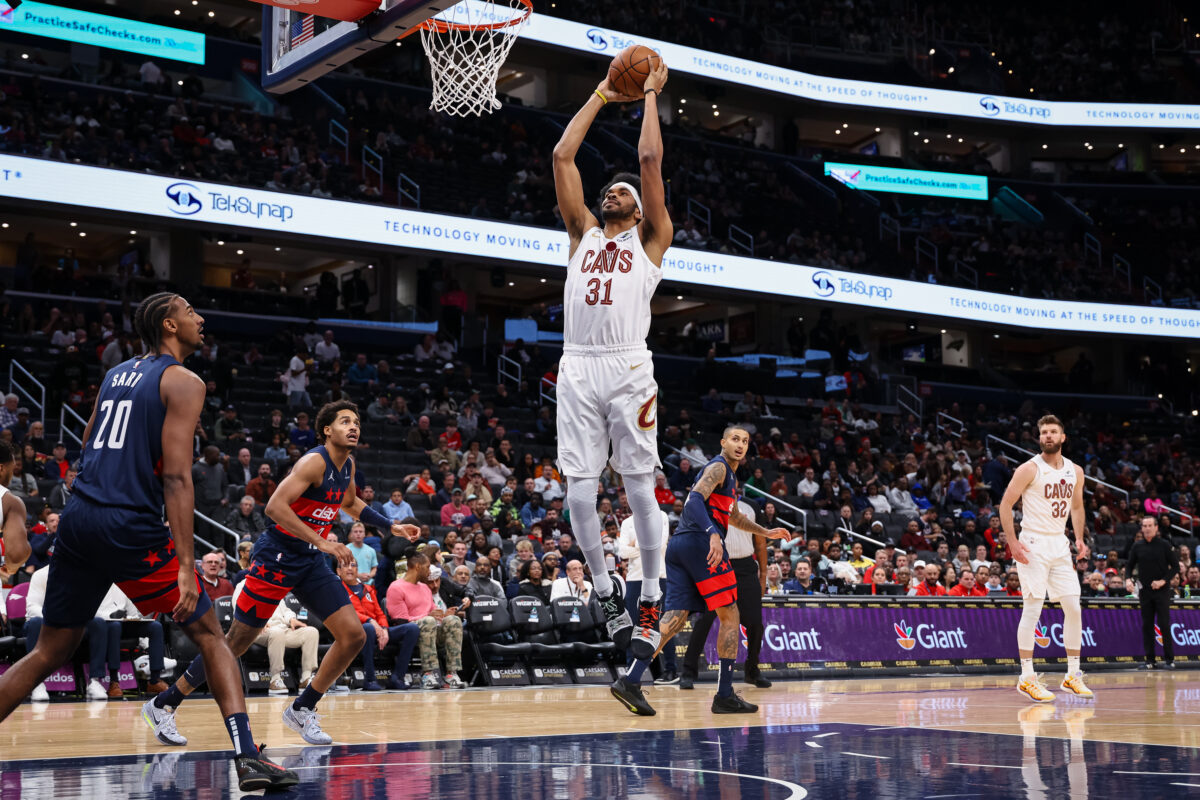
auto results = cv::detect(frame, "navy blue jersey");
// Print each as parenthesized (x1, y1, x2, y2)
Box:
(265, 445, 352, 541)
(72, 354, 182, 515)
(676, 454, 738, 539)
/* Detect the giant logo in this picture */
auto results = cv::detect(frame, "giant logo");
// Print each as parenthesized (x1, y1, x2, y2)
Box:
(894, 621, 916, 650)
(166, 182, 202, 216)
(1033, 624, 1051, 648)
(979, 96, 1000, 116)
(763, 623, 823, 651)
(892, 619, 968, 650)
(812, 271, 835, 297)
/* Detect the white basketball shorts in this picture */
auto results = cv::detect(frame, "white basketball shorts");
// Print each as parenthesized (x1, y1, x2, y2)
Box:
(555, 346, 661, 479)
(1016, 531, 1080, 601)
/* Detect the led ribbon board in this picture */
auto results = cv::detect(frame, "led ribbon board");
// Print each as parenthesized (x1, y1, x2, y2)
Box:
(1, 153, 1197, 338)
(0, 1, 204, 64)
(508, 8, 1200, 129)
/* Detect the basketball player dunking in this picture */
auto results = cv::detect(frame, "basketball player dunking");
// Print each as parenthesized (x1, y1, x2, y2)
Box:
(999, 414, 1093, 702)
(552, 60, 672, 659)
(0, 293, 297, 791)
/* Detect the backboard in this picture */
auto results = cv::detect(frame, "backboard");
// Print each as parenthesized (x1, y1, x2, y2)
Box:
(261, 0, 455, 94)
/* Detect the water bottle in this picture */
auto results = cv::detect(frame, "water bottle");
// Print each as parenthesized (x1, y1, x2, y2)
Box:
(605, 554, 616, 571)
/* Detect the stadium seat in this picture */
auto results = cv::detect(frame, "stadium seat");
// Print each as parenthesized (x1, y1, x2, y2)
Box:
(508, 596, 573, 663)
(464, 596, 531, 686)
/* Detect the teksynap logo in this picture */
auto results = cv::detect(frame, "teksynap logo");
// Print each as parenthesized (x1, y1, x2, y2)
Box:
(166, 182, 202, 216)
(979, 95, 1051, 120)
(812, 271, 835, 297)
(584, 27, 644, 54)
(586, 28, 608, 50)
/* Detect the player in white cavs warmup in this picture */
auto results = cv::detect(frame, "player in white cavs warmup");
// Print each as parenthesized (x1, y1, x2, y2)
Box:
(551, 59, 672, 660)
(999, 414, 1093, 702)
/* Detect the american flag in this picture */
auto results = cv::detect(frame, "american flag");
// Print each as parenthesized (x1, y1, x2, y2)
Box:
(290, 14, 315, 48)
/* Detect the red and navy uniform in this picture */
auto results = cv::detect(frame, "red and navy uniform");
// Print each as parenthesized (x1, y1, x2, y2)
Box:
(234, 445, 352, 627)
(665, 454, 739, 612)
(44, 355, 212, 627)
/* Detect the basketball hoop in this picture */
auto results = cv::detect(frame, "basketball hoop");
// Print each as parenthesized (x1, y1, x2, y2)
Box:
(416, 0, 532, 117)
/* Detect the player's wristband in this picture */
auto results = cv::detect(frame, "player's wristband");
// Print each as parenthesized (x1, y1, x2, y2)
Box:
(360, 506, 392, 531)
(594, 89, 608, 105)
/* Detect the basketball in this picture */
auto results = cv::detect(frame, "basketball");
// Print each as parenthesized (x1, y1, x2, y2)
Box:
(608, 44, 662, 97)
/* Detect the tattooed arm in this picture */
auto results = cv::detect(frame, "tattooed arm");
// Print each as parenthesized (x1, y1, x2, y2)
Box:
(651, 609, 691, 659)
(729, 504, 791, 540)
(684, 462, 728, 567)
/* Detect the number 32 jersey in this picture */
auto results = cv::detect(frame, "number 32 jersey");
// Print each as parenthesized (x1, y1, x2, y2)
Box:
(564, 226, 662, 349)
(1020, 453, 1077, 535)
(73, 354, 181, 515)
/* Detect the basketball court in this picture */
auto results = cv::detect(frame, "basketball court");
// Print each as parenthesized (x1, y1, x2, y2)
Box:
(1, 671, 1196, 797)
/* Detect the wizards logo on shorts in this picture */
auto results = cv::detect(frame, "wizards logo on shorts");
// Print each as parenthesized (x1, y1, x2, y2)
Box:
(894, 620, 916, 650)
(1033, 624, 1052, 648)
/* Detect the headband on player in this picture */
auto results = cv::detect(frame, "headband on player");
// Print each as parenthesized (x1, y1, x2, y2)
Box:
(608, 181, 643, 214)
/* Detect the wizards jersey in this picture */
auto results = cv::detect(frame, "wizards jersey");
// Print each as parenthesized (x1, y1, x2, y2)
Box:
(266, 445, 351, 540)
(678, 454, 738, 538)
(73, 354, 179, 515)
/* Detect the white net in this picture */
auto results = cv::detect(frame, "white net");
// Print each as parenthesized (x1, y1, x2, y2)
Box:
(419, 0, 531, 117)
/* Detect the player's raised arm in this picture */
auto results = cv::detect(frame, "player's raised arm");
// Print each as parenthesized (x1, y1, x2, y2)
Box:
(998, 461, 1036, 564)
(160, 365, 208, 622)
(553, 78, 638, 253)
(266, 453, 356, 570)
(340, 460, 419, 540)
(637, 60, 673, 265)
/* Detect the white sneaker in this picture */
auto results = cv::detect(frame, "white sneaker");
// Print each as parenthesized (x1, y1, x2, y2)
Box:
(30, 683, 48, 702)
(141, 699, 188, 746)
(135, 655, 180, 678)
(282, 703, 333, 745)
(421, 672, 442, 690)
(444, 672, 465, 689)
(268, 676, 289, 696)
(86, 679, 108, 701)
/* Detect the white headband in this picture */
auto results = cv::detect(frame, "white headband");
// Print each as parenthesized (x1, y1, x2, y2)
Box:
(608, 181, 642, 214)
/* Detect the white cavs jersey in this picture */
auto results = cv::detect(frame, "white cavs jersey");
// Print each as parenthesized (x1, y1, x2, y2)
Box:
(556, 224, 662, 478)
(1020, 453, 1077, 535)
(563, 226, 662, 349)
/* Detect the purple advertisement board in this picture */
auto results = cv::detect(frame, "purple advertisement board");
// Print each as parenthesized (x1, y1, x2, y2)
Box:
(698, 601, 1200, 671)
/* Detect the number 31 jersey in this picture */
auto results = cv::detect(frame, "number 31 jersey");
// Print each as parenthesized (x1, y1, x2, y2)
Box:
(73, 354, 182, 515)
(564, 225, 662, 349)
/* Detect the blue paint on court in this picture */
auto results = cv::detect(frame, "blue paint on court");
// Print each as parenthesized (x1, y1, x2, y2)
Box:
(0, 721, 1195, 798)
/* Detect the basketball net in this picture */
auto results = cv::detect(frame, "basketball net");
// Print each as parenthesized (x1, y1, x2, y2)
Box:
(417, 0, 532, 117)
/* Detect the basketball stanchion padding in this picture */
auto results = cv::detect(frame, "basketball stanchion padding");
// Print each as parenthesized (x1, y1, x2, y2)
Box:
(416, 0, 533, 117)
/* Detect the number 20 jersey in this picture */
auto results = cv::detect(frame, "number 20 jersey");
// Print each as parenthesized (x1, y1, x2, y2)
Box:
(563, 225, 662, 349)
(72, 354, 180, 515)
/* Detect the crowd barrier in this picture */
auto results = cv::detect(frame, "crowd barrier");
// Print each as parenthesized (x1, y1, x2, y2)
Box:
(682, 597, 1200, 679)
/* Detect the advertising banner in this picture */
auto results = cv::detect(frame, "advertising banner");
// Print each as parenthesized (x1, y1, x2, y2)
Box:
(0, 2, 205, 64)
(512, 9, 1200, 129)
(824, 162, 989, 201)
(692, 601, 1200, 674)
(3, 153, 1199, 338)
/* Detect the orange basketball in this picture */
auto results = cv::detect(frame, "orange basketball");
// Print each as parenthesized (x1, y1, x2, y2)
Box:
(608, 44, 661, 97)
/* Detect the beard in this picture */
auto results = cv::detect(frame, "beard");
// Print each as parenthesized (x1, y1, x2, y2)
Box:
(601, 205, 636, 223)
(1040, 441, 1062, 455)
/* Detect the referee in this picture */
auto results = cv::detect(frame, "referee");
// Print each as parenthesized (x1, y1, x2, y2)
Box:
(1128, 516, 1178, 669)
(680, 498, 771, 689)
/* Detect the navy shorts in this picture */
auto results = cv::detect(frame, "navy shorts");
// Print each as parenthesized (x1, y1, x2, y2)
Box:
(234, 528, 349, 627)
(663, 531, 738, 613)
(43, 495, 212, 628)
